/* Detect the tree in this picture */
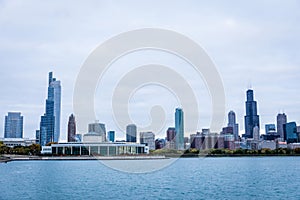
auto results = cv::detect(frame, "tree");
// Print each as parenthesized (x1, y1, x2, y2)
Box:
(294, 148, 300, 154)
(29, 144, 41, 155)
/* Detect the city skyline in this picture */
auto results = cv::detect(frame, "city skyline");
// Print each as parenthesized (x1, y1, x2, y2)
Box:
(0, 1, 300, 140)
(1, 73, 300, 142)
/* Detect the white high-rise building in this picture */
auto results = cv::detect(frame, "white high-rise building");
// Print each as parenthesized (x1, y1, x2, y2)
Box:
(253, 126, 260, 141)
(140, 131, 155, 150)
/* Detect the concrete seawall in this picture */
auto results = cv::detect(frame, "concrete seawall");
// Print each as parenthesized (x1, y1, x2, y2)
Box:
(1, 155, 167, 162)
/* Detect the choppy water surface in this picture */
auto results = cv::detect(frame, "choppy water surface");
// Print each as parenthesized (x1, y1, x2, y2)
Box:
(0, 157, 299, 200)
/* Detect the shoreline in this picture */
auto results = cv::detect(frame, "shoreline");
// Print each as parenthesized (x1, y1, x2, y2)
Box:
(0, 155, 168, 162)
(1, 154, 300, 163)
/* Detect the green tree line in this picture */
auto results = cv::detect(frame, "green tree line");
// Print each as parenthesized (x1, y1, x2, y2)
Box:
(150, 148, 300, 156)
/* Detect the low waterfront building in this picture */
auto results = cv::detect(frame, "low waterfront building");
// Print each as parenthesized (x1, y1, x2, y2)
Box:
(245, 139, 259, 150)
(224, 134, 235, 150)
(277, 141, 287, 149)
(41, 146, 52, 154)
(190, 132, 225, 150)
(259, 140, 276, 150)
(0, 138, 36, 148)
(287, 143, 300, 150)
(234, 141, 241, 149)
(165, 141, 176, 149)
(50, 142, 147, 156)
(261, 133, 280, 141)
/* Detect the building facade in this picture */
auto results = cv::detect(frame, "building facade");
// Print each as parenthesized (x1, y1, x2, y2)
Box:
(227, 111, 239, 140)
(48, 72, 61, 142)
(253, 126, 260, 141)
(166, 127, 176, 142)
(244, 89, 260, 138)
(0, 138, 35, 148)
(265, 124, 276, 134)
(140, 131, 155, 150)
(39, 72, 61, 145)
(87, 122, 106, 142)
(107, 131, 115, 142)
(175, 108, 184, 150)
(283, 122, 298, 143)
(68, 114, 76, 142)
(50, 142, 147, 156)
(4, 112, 23, 138)
(126, 124, 137, 143)
(277, 113, 287, 139)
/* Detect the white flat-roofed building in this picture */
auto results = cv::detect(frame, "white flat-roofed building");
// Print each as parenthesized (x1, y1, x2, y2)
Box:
(287, 143, 300, 150)
(41, 146, 52, 154)
(50, 142, 147, 156)
(140, 132, 155, 150)
(0, 138, 36, 147)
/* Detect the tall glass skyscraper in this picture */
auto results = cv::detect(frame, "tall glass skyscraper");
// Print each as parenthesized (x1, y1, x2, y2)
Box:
(4, 112, 23, 138)
(49, 72, 61, 142)
(228, 111, 239, 141)
(126, 124, 137, 143)
(244, 89, 260, 138)
(283, 122, 298, 143)
(175, 108, 184, 150)
(39, 72, 61, 146)
(107, 131, 115, 142)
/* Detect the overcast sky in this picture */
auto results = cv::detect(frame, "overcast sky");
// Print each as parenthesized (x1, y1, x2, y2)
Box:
(0, 0, 299, 141)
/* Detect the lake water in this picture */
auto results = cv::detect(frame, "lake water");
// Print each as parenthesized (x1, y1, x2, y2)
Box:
(0, 157, 299, 199)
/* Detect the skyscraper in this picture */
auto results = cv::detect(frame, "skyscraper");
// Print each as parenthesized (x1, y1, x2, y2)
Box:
(175, 108, 184, 150)
(126, 124, 137, 143)
(67, 114, 76, 142)
(48, 72, 61, 142)
(227, 111, 239, 140)
(283, 122, 298, 143)
(88, 121, 106, 141)
(166, 127, 176, 142)
(39, 72, 61, 146)
(4, 112, 23, 138)
(277, 113, 287, 139)
(265, 124, 276, 134)
(107, 131, 115, 142)
(244, 89, 260, 138)
(140, 131, 155, 150)
(39, 99, 55, 146)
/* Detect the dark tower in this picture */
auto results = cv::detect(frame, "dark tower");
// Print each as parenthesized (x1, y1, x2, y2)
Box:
(68, 114, 76, 142)
(277, 113, 287, 139)
(244, 89, 260, 138)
